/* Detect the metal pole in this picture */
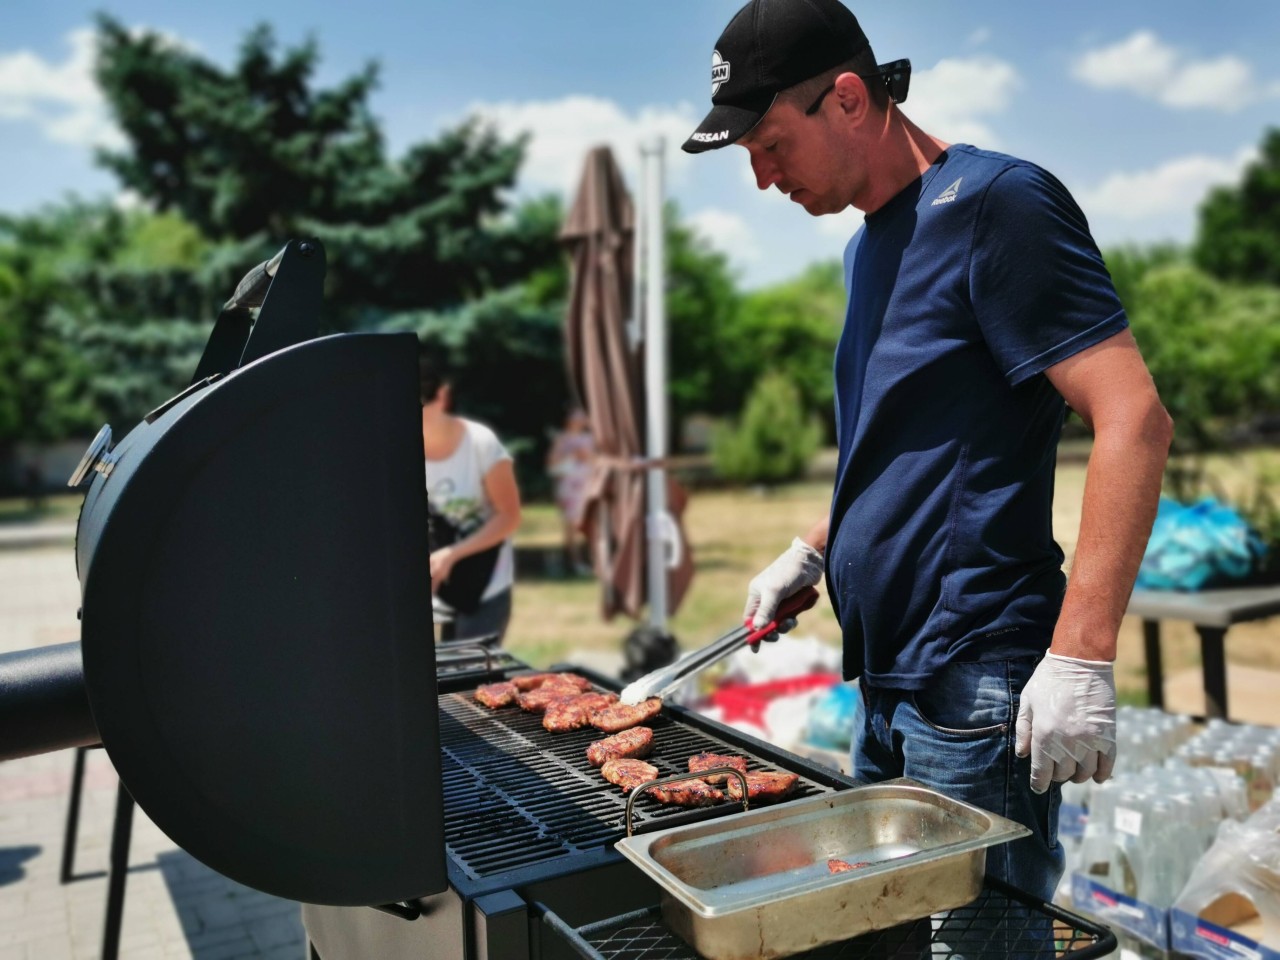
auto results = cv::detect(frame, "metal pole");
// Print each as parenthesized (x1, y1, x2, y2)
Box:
(642, 138, 669, 631)
(629, 150, 646, 355)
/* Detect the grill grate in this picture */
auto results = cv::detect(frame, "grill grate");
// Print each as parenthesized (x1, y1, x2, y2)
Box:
(439, 686, 839, 881)
(562, 878, 1116, 960)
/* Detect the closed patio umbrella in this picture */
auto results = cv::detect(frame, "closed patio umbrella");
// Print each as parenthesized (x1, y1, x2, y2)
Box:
(561, 145, 693, 623)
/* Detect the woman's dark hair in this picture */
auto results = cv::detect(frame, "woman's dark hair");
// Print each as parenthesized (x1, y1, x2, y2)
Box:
(419, 353, 449, 405)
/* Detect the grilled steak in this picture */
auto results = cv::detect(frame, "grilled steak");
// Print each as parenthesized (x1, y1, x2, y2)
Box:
(474, 681, 517, 709)
(726, 770, 799, 803)
(600, 758, 659, 793)
(543, 692, 619, 732)
(647, 778, 723, 807)
(517, 683, 583, 713)
(586, 727, 654, 767)
(512, 672, 592, 692)
(688, 752, 748, 784)
(828, 859, 871, 873)
(590, 698, 663, 733)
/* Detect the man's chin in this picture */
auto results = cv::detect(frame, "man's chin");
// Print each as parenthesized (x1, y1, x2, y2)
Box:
(790, 190, 824, 214)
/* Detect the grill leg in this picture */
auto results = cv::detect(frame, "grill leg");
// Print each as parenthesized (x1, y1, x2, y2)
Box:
(100, 783, 135, 960)
(60, 745, 90, 884)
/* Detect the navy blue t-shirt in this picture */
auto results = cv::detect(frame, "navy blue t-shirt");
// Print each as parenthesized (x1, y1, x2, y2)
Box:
(827, 144, 1128, 690)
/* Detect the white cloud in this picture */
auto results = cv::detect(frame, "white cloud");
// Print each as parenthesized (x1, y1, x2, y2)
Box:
(465, 95, 701, 196)
(967, 28, 992, 47)
(0, 28, 125, 149)
(903, 56, 1020, 147)
(1077, 146, 1256, 224)
(687, 208, 760, 266)
(1072, 31, 1275, 112)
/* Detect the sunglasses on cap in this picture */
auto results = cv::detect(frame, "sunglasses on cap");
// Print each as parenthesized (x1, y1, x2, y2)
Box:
(804, 59, 913, 116)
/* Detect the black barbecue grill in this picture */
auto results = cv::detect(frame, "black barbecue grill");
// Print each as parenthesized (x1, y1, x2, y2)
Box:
(0, 236, 1114, 960)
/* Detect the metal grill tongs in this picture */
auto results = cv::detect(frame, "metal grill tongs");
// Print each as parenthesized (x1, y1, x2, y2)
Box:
(618, 587, 820, 705)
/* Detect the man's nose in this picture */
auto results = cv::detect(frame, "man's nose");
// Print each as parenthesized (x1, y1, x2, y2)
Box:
(751, 153, 780, 191)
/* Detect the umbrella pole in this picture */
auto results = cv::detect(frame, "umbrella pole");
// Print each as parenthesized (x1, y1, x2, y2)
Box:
(641, 138, 669, 632)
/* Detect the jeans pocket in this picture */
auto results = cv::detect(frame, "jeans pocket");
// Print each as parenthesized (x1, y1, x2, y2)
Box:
(910, 661, 1011, 738)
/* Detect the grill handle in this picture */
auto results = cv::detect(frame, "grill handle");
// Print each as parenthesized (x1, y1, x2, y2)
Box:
(434, 641, 497, 673)
(624, 768, 749, 838)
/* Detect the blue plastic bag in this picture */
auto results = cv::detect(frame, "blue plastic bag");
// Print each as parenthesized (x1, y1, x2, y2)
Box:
(806, 682, 859, 750)
(1136, 497, 1267, 591)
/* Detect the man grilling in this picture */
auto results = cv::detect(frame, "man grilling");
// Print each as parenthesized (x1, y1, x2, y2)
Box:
(684, 0, 1172, 900)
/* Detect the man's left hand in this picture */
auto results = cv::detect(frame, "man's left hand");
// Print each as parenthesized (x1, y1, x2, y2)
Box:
(1015, 653, 1117, 794)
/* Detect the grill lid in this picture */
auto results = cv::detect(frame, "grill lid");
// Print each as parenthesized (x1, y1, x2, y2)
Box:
(74, 240, 447, 907)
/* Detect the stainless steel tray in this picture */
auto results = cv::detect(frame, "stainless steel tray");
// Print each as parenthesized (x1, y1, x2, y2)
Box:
(614, 777, 1030, 960)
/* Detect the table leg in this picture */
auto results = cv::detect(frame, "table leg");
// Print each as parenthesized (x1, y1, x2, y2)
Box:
(1141, 620, 1164, 709)
(1197, 626, 1229, 720)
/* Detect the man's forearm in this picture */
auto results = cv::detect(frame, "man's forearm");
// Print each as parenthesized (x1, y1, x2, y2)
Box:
(803, 516, 830, 555)
(1052, 405, 1172, 661)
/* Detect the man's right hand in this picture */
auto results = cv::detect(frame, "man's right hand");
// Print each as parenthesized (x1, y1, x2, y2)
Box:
(744, 537, 825, 629)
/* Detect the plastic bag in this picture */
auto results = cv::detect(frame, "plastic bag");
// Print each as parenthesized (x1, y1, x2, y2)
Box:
(1172, 805, 1280, 947)
(1136, 497, 1267, 591)
(806, 682, 859, 751)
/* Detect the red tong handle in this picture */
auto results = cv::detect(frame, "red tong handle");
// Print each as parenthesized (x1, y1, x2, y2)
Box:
(742, 586, 820, 646)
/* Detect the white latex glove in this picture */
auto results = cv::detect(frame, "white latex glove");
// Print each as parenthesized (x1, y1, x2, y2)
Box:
(743, 537, 825, 630)
(1015, 652, 1117, 795)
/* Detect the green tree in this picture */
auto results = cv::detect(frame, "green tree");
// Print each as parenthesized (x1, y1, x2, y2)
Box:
(711, 372, 821, 486)
(92, 16, 561, 321)
(1126, 263, 1280, 490)
(1194, 128, 1280, 285)
(665, 204, 742, 434)
(731, 261, 844, 439)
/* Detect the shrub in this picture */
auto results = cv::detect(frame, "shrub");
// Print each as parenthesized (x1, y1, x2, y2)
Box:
(710, 372, 821, 486)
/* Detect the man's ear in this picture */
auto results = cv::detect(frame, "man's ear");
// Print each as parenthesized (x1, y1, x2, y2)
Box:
(833, 72, 870, 124)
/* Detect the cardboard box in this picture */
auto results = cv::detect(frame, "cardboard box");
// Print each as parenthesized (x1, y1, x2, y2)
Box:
(1071, 873, 1170, 950)
(1171, 894, 1280, 960)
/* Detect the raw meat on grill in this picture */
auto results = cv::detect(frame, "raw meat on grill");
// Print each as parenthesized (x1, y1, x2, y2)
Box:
(688, 752, 748, 784)
(543, 692, 619, 732)
(726, 771, 800, 803)
(828, 858, 871, 873)
(590, 698, 663, 733)
(600, 758, 659, 793)
(511, 672, 592, 692)
(517, 683, 584, 713)
(474, 681, 517, 709)
(647, 778, 724, 807)
(586, 727, 654, 767)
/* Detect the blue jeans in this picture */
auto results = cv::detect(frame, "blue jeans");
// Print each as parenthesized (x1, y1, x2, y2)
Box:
(852, 656, 1064, 902)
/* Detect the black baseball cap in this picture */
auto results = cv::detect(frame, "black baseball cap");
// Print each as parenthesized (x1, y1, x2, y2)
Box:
(683, 0, 871, 154)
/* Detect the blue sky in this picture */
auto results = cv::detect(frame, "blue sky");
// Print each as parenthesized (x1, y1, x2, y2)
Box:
(2, 1, 1278, 287)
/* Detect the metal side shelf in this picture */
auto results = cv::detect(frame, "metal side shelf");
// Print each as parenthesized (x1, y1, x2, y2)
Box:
(540, 875, 1117, 960)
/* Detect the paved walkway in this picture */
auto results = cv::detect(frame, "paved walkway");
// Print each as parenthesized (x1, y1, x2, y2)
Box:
(0, 545, 306, 960)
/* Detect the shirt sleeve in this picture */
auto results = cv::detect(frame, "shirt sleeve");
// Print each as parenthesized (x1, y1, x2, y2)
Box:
(969, 162, 1129, 386)
(468, 420, 513, 476)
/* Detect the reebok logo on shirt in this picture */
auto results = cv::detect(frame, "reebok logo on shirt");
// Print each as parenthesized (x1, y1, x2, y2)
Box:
(931, 177, 963, 206)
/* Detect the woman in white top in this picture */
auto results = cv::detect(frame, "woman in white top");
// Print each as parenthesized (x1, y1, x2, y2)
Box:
(421, 356, 521, 645)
